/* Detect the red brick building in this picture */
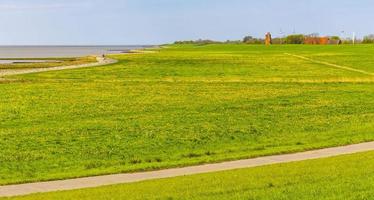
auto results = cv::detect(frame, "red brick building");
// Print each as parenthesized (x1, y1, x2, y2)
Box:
(304, 36, 341, 45)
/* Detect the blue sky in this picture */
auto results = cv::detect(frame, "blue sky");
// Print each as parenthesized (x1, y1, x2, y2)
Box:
(0, 0, 373, 45)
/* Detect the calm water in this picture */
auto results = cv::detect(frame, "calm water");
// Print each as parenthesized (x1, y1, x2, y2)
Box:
(0, 45, 152, 58)
(0, 60, 60, 64)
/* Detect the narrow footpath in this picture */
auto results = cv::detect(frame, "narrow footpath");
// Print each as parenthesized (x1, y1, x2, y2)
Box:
(285, 53, 374, 76)
(0, 57, 117, 77)
(1, 141, 374, 197)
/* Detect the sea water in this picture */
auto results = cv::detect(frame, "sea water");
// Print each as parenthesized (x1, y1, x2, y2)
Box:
(0, 45, 152, 58)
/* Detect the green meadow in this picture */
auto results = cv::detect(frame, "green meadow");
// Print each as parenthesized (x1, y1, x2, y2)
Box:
(3, 151, 374, 200)
(0, 44, 373, 185)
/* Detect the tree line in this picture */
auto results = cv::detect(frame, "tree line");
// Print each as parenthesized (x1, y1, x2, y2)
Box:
(174, 34, 374, 45)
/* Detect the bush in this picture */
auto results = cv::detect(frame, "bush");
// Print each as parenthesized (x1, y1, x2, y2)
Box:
(285, 34, 305, 44)
(330, 36, 341, 41)
(362, 35, 374, 44)
(174, 39, 220, 45)
(272, 37, 286, 44)
(242, 36, 264, 44)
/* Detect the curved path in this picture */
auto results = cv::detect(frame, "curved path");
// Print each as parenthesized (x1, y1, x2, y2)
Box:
(1, 141, 374, 197)
(285, 53, 374, 76)
(0, 57, 117, 77)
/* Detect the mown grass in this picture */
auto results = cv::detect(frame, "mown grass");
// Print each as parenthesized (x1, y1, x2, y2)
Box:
(0, 44, 373, 185)
(0, 56, 97, 70)
(3, 151, 374, 200)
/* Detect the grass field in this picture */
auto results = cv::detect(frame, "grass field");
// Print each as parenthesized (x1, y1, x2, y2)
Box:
(3, 151, 374, 200)
(0, 56, 97, 70)
(0, 44, 373, 185)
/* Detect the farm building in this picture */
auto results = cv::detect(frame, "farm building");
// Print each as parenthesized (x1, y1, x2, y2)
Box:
(304, 36, 341, 45)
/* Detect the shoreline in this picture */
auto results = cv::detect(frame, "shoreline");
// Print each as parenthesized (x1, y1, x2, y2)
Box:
(0, 45, 157, 59)
(0, 56, 117, 77)
(0, 46, 159, 77)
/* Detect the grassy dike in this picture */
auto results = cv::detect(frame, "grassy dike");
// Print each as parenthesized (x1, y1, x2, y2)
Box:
(0, 44, 373, 185)
(3, 151, 374, 200)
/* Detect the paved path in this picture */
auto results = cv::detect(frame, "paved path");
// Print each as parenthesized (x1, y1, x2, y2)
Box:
(1, 141, 374, 197)
(0, 57, 117, 77)
(285, 53, 374, 76)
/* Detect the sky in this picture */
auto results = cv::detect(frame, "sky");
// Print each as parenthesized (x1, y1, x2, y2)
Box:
(0, 0, 373, 45)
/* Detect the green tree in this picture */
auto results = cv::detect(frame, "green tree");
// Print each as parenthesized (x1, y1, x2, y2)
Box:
(330, 36, 341, 41)
(285, 34, 305, 44)
(243, 36, 264, 44)
(363, 35, 374, 44)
